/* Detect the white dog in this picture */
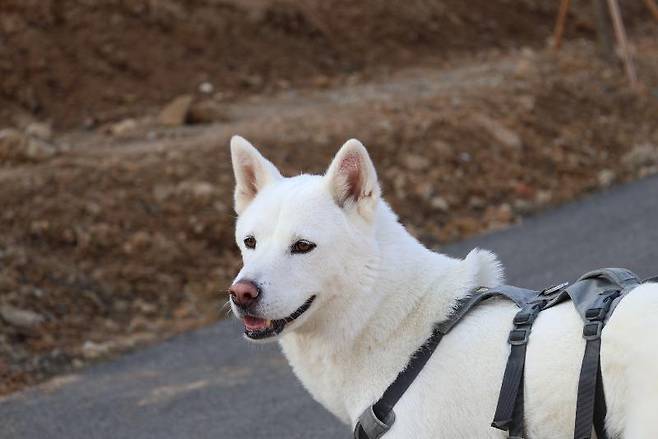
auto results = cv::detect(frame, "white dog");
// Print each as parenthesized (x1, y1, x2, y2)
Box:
(228, 135, 658, 438)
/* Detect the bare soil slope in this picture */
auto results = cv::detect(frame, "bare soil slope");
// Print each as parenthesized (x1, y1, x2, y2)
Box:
(0, 0, 646, 128)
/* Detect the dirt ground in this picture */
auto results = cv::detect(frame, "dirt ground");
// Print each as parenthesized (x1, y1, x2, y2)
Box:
(1, 0, 647, 129)
(1, 1, 657, 395)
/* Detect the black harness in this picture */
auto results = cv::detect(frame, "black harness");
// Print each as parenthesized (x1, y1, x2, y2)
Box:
(354, 268, 656, 439)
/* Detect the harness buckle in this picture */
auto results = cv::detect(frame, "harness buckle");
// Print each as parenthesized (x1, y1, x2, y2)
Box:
(353, 406, 395, 439)
(508, 328, 530, 345)
(513, 302, 545, 326)
(540, 282, 569, 296)
(583, 321, 604, 340)
(585, 307, 606, 321)
(513, 311, 534, 326)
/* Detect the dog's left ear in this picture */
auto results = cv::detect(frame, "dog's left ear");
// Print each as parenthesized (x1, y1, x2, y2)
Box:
(231, 135, 282, 214)
(325, 139, 381, 220)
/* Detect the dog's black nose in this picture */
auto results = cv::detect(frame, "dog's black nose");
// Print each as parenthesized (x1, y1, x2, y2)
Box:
(229, 280, 260, 309)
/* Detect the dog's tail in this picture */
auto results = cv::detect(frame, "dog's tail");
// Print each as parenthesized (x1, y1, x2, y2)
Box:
(464, 248, 505, 287)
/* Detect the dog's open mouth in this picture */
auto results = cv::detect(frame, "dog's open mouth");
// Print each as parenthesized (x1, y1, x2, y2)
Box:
(242, 295, 316, 340)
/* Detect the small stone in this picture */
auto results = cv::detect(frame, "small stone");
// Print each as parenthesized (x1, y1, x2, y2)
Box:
(178, 181, 216, 199)
(81, 341, 111, 359)
(622, 144, 658, 168)
(520, 47, 535, 58)
(0, 305, 44, 328)
(598, 169, 615, 187)
(404, 154, 430, 171)
(187, 100, 231, 124)
(430, 196, 449, 211)
(158, 94, 194, 126)
(514, 58, 534, 78)
(484, 204, 513, 230)
(518, 95, 535, 111)
(198, 82, 214, 94)
(468, 196, 485, 209)
(0, 128, 26, 160)
(514, 182, 535, 199)
(472, 114, 522, 150)
(535, 190, 553, 205)
(414, 181, 433, 199)
(25, 122, 52, 141)
(240, 75, 263, 88)
(432, 140, 452, 155)
(84, 202, 102, 216)
(82, 117, 97, 130)
(312, 75, 331, 88)
(513, 199, 533, 214)
(25, 138, 57, 160)
(109, 118, 138, 136)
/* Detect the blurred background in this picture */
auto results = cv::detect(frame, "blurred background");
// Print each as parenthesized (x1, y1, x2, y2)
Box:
(0, 0, 656, 397)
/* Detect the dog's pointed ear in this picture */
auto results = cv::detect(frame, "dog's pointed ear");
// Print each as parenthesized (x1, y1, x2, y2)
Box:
(230, 135, 282, 214)
(325, 139, 380, 219)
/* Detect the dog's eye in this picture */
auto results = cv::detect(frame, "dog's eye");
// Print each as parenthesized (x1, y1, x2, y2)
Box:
(291, 240, 316, 254)
(243, 236, 256, 249)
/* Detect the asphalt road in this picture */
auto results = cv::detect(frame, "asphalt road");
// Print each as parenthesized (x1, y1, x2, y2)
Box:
(2, 175, 658, 439)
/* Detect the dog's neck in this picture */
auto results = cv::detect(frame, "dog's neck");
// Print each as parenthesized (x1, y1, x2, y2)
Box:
(278, 201, 503, 422)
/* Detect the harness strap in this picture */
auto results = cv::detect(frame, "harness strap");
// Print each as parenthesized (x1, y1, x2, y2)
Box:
(573, 290, 619, 439)
(373, 327, 444, 421)
(492, 301, 544, 438)
(354, 326, 444, 439)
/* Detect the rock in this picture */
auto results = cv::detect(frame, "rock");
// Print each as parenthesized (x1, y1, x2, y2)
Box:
(25, 122, 52, 141)
(198, 82, 214, 94)
(597, 169, 616, 187)
(0, 128, 26, 160)
(484, 203, 514, 230)
(0, 305, 44, 328)
(240, 75, 263, 88)
(177, 181, 216, 200)
(430, 196, 449, 211)
(312, 75, 331, 88)
(535, 190, 553, 205)
(81, 340, 111, 359)
(404, 154, 430, 171)
(122, 231, 152, 254)
(158, 94, 194, 126)
(0, 128, 57, 162)
(513, 181, 536, 199)
(432, 140, 452, 155)
(513, 199, 533, 214)
(187, 100, 231, 124)
(514, 58, 536, 78)
(517, 95, 535, 112)
(109, 118, 138, 136)
(622, 144, 658, 168)
(472, 114, 522, 150)
(25, 138, 57, 160)
(468, 196, 485, 209)
(414, 181, 433, 199)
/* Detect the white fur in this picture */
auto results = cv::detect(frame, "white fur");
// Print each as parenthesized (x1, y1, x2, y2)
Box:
(229, 136, 658, 438)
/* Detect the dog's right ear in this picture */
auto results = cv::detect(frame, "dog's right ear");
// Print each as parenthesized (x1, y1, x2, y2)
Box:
(230, 135, 282, 214)
(325, 139, 381, 221)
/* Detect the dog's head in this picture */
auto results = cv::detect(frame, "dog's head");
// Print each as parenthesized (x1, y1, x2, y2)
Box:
(228, 135, 382, 342)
